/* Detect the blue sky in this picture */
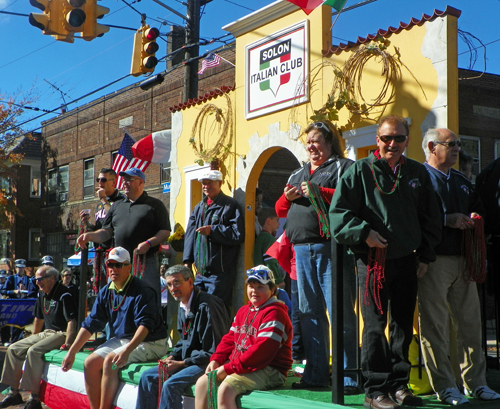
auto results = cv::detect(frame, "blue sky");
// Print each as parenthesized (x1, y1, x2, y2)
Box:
(1, 0, 499, 134)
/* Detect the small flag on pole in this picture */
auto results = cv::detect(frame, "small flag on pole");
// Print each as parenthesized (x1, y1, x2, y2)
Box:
(112, 133, 150, 189)
(197, 52, 221, 75)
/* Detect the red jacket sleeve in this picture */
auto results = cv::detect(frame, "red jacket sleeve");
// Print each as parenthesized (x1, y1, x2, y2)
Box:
(275, 193, 291, 218)
(319, 186, 335, 204)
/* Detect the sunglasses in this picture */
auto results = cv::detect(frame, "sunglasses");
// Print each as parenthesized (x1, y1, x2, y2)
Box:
(35, 276, 50, 283)
(63, 274, 72, 277)
(106, 262, 130, 269)
(311, 122, 332, 135)
(435, 140, 461, 148)
(96, 177, 114, 183)
(378, 134, 408, 143)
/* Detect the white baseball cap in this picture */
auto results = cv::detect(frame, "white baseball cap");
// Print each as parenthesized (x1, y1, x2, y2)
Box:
(107, 247, 131, 263)
(41, 255, 54, 265)
(198, 170, 223, 182)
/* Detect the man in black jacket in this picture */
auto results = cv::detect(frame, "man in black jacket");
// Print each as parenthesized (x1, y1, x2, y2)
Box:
(183, 169, 244, 306)
(136, 265, 231, 409)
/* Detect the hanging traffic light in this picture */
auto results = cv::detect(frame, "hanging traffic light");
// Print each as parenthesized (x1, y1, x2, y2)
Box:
(81, 0, 110, 41)
(130, 25, 161, 77)
(65, 0, 86, 30)
(29, 0, 75, 43)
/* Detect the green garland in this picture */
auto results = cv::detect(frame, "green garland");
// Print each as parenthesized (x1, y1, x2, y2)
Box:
(306, 181, 331, 239)
(207, 370, 218, 409)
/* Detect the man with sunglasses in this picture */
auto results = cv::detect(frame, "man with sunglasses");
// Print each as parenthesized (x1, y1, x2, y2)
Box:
(0, 266, 77, 409)
(80, 168, 125, 250)
(136, 264, 231, 409)
(418, 128, 500, 405)
(330, 115, 442, 409)
(62, 247, 168, 409)
(77, 167, 171, 306)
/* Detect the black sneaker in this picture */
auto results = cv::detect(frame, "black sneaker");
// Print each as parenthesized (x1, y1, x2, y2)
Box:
(0, 393, 23, 408)
(23, 398, 42, 409)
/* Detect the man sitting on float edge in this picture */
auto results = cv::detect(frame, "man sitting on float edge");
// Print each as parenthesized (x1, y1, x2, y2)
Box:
(0, 266, 77, 409)
(62, 247, 168, 409)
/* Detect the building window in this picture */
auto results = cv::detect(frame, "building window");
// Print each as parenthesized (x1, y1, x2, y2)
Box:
(495, 140, 500, 159)
(0, 177, 11, 198)
(47, 165, 69, 204)
(460, 136, 480, 183)
(0, 230, 9, 258)
(45, 232, 76, 268)
(31, 166, 41, 197)
(84, 158, 95, 198)
(29, 229, 41, 261)
(161, 162, 171, 183)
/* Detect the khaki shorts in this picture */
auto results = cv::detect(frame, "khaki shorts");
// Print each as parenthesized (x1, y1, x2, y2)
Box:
(223, 366, 287, 395)
(93, 337, 168, 365)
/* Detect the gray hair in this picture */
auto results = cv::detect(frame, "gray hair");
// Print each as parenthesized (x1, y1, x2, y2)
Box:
(164, 265, 194, 281)
(422, 128, 442, 160)
(37, 265, 60, 279)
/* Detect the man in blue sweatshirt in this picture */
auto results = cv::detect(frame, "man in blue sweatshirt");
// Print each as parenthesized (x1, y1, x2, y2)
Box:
(62, 247, 168, 409)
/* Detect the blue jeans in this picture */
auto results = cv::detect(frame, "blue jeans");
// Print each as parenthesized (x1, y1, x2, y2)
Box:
(136, 365, 205, 409)
(290, 279, 305, 361)
(294, 242, 358, 387)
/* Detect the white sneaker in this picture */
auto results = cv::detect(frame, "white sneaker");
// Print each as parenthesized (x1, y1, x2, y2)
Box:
(466, 385, 500, 400)
(437, 387, 469, 405)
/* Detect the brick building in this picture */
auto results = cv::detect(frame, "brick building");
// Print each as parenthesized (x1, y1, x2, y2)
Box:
(0, 134, 42, 272)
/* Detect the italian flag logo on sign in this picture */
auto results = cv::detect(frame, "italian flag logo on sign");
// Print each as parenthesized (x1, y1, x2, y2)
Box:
(259, 51, 291, 97)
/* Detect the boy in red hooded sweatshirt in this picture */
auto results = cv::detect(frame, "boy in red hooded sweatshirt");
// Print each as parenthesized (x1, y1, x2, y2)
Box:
(195, 265, 292, 409)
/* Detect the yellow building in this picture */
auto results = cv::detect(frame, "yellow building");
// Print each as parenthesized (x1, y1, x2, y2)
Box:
(169, 0, 461, 306)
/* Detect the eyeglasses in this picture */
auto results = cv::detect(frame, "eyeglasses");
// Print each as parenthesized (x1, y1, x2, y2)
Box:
(246, 267, 273, 282)
(311, 122, 332, 135)
(122, 178, 141, 184)
(378, 135, 408, 143)
(96, 177, 114, 183)
(435, 140, 461, 148)
(166, 279, 185, 288)
(106, 262, 130, 269)
(63, 274, 72, 277)
(35, 276, 50, 283)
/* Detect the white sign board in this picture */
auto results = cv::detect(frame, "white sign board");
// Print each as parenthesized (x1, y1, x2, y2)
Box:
(245, 20, 309, 119)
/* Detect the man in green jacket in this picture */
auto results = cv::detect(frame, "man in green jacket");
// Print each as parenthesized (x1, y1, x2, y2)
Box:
(330, 115, 442, 409)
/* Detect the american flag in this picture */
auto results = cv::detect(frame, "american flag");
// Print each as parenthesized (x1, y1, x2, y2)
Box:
(197, 52, 221, 75)
(112, 133, 150, 189)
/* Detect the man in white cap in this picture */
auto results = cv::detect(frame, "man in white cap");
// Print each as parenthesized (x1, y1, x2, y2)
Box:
(77, 167, 171, 306)
(183, 169, 244, 306)
(0, 266, 77, 409)
(62, 246, 168, 409)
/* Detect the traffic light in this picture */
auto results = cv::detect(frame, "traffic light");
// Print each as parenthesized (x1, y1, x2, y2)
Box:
(130, 25, 161, 77)
(29, 0, 74, 43)
(81, 0, 110, 41)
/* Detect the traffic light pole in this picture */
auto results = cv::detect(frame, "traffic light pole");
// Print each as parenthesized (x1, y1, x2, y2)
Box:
(183, 0, 201, 102)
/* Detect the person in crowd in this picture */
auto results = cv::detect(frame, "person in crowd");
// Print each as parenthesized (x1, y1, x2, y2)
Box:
(275, 120, 358, 392)
(1, 259, 38, 343)
(194, 265, 292, 409)
(41, 255, 54, 266)
(62, 247, 168, 409)
(0, 266, 77, 409)
(330, 115, 442, 409)
(79, 168, 126, 250)
(136, 265, 231, 409)
(418, 127, 500, 405)
(183, 169, 244, 307)
(255, 188, 264, 236)
(76, 167, 171, 304)
(0, 270, 10, 346)
(458, 150, 473, 181)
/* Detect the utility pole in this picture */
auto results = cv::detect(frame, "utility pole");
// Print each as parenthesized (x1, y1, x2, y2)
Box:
(184, 0, 201, 102)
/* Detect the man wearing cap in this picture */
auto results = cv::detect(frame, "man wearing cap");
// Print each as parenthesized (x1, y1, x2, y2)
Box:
(77, 167, 171, 304)
(62, 247, 168, 409)
(79, 168, 126, 250)
(183, 169, 244, 306)
(1, 260, 38, 343)
(0, 266, 77, 409)
(136, 264, 231, 409)
(0, 271, 10, 346)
